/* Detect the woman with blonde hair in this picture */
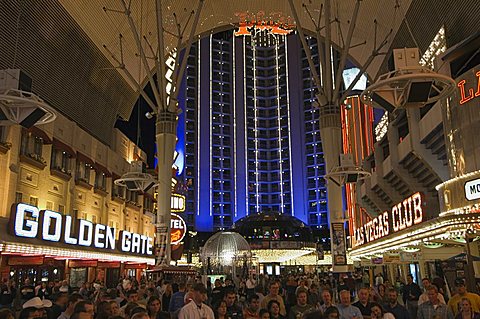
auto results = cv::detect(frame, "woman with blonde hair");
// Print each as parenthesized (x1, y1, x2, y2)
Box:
(455, 298, 480, 319)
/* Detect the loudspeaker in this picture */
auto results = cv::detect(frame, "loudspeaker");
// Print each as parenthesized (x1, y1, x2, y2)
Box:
(371, 92, 395, 113)
(143, 181, 156, 192)
(125, 180, 137, 190)
(346, 174, 359, 183)
(19, 108, 46, 128)
(407, 81, 433, 103)
(0, 108, 7, 121)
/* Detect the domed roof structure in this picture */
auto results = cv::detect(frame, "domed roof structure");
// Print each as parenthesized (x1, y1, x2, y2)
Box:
(232, 212, 313, 242)
(202, 231, 251, 260)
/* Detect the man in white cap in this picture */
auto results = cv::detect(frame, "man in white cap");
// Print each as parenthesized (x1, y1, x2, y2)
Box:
(20, 297, 52, 319)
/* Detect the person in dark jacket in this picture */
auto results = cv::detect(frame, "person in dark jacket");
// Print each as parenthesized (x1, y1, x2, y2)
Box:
(402, 274, 422, 319)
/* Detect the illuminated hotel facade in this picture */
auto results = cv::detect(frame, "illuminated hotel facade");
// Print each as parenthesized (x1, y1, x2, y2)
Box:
(0, 72, 156, 286)
(179, 30, 330, 232)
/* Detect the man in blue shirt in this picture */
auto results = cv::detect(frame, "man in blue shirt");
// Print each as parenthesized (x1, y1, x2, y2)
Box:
(337, 290, 363, 319)
(169, 282, 187, 313)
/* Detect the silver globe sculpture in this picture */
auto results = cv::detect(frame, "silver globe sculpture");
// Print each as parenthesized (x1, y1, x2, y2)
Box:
(201, 231, 252, 278)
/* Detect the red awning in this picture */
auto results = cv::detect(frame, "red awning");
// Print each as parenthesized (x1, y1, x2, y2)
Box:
(52, 138, 76, 157)
(124, 263, 147, 269)
(98, 261, 121, 268)
(26, 127, 52, 144)
(69, 259, 98, 268)
(94, 162, 112, 177)
(77, 152, 95, 166)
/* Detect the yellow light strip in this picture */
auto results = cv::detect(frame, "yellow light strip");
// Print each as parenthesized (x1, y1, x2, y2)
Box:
(436, 169, 480, 190)
(0, 242, 155, 265)
(350, 213, 480, 257)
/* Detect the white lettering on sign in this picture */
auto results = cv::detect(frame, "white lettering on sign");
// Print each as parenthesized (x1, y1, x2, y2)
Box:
(14, 203, 39, 238)
(42, 210, 62, 242)
(119, 230, 153, 255)
(354, 192, 424, 247)
(121, 231, 131, 252)
(78, 219, 93, 247)
(10, 204, 153, 256)
(94, 224, 106, 249)
(64, 215, 78, 245)
(170, 213, 187, 245)
(465, 179, 480, 201)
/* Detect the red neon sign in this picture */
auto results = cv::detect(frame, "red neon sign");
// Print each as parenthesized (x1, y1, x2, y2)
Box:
(234, 11, 294, 37)
(458, 71, 480, 105)
(234, 22, 293, 37)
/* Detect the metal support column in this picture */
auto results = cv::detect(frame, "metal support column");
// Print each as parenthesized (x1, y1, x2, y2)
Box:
(155, 111, 177, 266)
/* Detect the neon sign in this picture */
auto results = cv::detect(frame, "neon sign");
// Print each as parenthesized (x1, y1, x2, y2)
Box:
(353, 192, 424, 247)
(234, 11, 294, 37)
(234, 22, 293, 37)
(457, 71, 480, 105)
(171, 193, 186, 212)
(10, 203, 154, 255)
(170, 213, 187, 245)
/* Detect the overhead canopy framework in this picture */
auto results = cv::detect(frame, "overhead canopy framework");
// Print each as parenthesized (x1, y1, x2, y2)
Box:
(58, 0, 411, 95)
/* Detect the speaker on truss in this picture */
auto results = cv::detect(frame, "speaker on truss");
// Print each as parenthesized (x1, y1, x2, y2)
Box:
(346, 174, 360, 183)
(19, 108, 47, 128)
(0, 108, 7, 121)
(143, 181, 156, 193)
(371, 92, 395, 113)
(407, 81, 433, 103)
(125, 180, 137, 190)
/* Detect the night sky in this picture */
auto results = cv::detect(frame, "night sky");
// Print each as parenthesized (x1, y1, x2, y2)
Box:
(115, 94, 156, 168)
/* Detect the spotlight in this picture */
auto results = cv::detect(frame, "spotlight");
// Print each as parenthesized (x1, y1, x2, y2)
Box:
(145, 111, 156, 119)
(344, 103, 352, 110)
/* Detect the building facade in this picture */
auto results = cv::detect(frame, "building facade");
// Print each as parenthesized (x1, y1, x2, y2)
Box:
(351, 27, 480, 288)
(0, 83, 155, 287)
(180, 30, 329, 232)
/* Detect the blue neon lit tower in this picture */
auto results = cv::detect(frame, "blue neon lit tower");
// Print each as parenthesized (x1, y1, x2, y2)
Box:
(179, 30, 328, 232)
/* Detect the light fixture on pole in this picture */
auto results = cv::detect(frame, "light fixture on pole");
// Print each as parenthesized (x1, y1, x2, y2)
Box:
(361, 48, 456, 111)
(0, 70, 57, 128)
(324, 154, 371, 187)
(114, 161, 158, 192)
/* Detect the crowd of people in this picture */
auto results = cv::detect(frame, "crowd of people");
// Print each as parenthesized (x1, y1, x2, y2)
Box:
(0, 272, 479, 319)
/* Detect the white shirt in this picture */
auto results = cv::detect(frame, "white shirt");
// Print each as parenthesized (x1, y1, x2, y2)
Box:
(383, 313, 395, 319)
(178, 301, 214, 319)
(246, 279, 256, 289)
(418, 292, 446, 305)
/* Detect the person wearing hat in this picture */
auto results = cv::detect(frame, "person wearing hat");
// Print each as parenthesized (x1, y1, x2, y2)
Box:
(20, 279, 36, 304)
(447, 278, 480, 317)
(19, 297, 52, 319)
(178, 283, 214, 319)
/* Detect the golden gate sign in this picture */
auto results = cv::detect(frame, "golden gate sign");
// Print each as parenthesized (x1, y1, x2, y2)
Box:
(353, 192, 424, 247)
